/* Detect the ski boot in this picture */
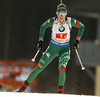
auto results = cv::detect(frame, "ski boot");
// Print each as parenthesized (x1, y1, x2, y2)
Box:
(58, 86, 64, 94)
(15, 81, 29, 92)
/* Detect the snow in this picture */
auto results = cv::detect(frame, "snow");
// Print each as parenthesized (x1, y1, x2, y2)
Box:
(0, 92, 99, 97)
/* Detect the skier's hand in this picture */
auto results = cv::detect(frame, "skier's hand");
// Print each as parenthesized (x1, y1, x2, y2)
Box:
(37, 40, 43, 50)
(73, 40, 79, 50)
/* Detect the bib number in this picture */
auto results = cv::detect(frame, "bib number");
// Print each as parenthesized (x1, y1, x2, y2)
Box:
(56, 33, 68, 39)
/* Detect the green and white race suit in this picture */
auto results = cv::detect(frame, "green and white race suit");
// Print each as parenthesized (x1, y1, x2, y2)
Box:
(26, 17, 85, 86)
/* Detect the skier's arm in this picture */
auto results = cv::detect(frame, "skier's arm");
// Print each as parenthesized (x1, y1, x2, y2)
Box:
(37, 18, 54, 50)
(71, 18, 85, 50)
(71, 18, 85, 41)
(39, 18, 54, 41)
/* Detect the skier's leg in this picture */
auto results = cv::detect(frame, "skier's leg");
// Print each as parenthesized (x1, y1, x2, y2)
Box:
(58, 46, 70, 93)
(26, 44, 58, 83)
(16, 44, 58, 92)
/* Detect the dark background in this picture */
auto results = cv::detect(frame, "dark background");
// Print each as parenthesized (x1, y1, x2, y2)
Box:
(0, 0, 100, 95)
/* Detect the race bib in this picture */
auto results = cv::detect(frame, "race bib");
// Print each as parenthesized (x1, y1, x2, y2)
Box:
(56, 33, 68, 39)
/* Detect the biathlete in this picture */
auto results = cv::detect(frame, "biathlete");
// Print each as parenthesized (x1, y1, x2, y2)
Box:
(16, 3, 85, 93)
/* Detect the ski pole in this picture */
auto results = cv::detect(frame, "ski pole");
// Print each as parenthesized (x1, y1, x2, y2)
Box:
(75, 49, 85, 70)
(31, 50, 40, 62)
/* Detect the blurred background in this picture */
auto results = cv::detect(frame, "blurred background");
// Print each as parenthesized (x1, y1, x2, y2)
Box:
(0, 0, 100, 96)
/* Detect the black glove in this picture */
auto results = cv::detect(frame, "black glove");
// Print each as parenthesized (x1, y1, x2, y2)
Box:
(73, 40, 80, 50)
(37, 40, 43, 50)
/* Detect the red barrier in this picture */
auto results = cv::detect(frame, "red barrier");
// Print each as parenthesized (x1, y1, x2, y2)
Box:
(0, 60, 37, 87)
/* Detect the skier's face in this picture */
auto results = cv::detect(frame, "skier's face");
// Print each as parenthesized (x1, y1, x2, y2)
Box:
(57, 11, 67, 23)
